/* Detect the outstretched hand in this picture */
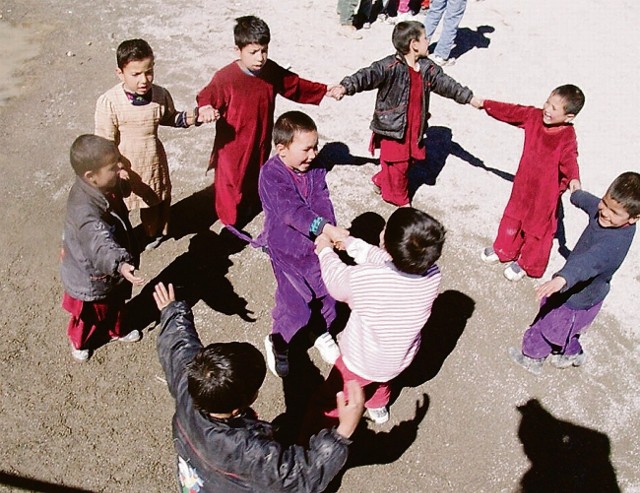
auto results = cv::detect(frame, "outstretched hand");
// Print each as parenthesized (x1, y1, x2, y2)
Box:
(535, 276, 566, 301)
(119, 262, 144, 286)
(336, 380, 365, 438)
(470, 96, 484, 109)
(569, 179, 582, 193)
(327, 84, 347, 101)
(197, 105, 220, 123)
(153, 282, 175, 311)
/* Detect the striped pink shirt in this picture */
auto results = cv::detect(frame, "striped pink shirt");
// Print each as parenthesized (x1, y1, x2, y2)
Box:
(318, 237, 441, 382)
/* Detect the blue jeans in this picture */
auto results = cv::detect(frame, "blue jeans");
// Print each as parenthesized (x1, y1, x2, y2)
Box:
(422, 0, 468, 59)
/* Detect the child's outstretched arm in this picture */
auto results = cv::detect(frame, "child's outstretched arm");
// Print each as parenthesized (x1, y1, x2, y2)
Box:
(535, 276, 566, 300)
(336, 380, 365, 438)
(327, 84, 347, 101)
(339, 59, 389, 96)
(119, 262, 144, 286)
(481, 99, 537, 127)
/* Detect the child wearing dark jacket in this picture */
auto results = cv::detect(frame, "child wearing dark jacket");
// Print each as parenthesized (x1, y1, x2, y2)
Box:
(331, 21, 481, 207)
(509, 172, 640, 375)
(153, 282, 364, 493)
(60, 135, 144, 362)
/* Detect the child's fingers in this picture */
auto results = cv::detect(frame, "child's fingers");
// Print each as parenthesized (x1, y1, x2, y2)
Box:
(167, 283, 175, 301)
(336, 391, 346, 411)
(344, 380, 365, 408)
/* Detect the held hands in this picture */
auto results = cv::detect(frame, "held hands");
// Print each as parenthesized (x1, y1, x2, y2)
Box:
(535, 276, 566, 301)
(314, 233, 333, 254)
(119, 262, 144, 286)
(197, 105, 220, 123)
(569, 179, 582, 193)
(469, 96, 484, 109)
(322, 224, 349, 250)
(327, 84, 347, 101)
(152, 282, 176, 311)
(118, 168, 130, 181)
(335, 380, 365, 439)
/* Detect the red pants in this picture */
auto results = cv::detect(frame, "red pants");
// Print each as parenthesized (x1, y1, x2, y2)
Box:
(373, 159, 411, 207)
(62, 292, 125, 350)
(493, 215, 554, 278)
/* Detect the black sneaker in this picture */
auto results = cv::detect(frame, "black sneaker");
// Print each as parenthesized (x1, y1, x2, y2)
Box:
(264, 334, 289, 377)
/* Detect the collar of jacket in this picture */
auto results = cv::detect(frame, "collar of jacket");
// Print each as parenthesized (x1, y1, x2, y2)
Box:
(75, 175, 110, 210)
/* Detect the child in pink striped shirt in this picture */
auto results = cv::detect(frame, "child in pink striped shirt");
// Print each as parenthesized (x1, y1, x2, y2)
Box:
(310, 207, 445, 425)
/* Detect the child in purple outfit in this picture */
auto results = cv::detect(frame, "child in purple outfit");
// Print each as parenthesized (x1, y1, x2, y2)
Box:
(509, 172, 640, 375)
(259, 111, 349, 377)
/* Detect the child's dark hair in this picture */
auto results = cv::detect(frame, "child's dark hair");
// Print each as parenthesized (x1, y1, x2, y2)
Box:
(552, 84, 585, 116)
(116, 39, 154, 69)
(187, 342, 266, 414)
(234, 16, 271, 49)
(273, 111, 317, 147)
(70, 134, 120, 176)
(606, 172, 640, 217)
(384, 208, 446, 274)
(392, 21, 425, 55)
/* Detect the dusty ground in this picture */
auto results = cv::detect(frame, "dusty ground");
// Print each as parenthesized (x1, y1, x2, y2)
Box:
(1, 0, 639, 491)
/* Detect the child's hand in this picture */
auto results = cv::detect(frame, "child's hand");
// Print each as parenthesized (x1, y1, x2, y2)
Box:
(197, 105, 220, 123)
(569, 179, 581, 193)
(119, 262, 144, 286)
(327, 84, 347, 101)
(118, 168, 130, 181)
(322, 224, 349, 244)
(470, 97, 484, 109)
(336, 380, 365, 439)
(535, 276, 566, 301)
(153, 282, 175, 311)
(314, 233, 333, 254)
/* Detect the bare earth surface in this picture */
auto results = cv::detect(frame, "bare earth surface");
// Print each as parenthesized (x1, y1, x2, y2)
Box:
(1, 0, 639, 491)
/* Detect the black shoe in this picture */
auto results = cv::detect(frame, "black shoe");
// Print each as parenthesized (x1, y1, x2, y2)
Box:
(264, 335, 289, 377)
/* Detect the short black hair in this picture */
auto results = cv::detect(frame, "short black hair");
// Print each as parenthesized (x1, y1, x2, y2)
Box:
(273, 111, 317, 147)
(116, 39, 154, 69)
(384, 208, 446, 274)
(606, 172, 640, 217)
(69, 134, 120, 176)
(392, 21, 425, 55)
(187, 342, 266, 414)
(234, 16, 271, 49)
(552, 84, 585, 116)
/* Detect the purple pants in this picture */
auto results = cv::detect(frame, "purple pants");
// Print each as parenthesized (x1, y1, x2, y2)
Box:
(522, 298, 603, 359)
(271, 264, 336, 343)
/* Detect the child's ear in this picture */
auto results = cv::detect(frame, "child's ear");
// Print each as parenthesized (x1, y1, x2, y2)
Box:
(234, 46, 241, 57)
(115, 67, 124, 82)
(83, 170, 96, 184)
(275, 143, 286, 156)
(563, 113, 575, 124)
(628, 215, 639, 225)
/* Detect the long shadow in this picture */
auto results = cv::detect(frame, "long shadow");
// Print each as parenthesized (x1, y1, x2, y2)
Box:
(0, 472, 94, 493)
(555, 198, 571, 259)
(125, 229, 255, 333)
(447, 25, 495, 60)
(396, 290, 475, 388)
(315, 141, 379, 171)
(517, 399, 620, 492)
(324, 394, 430, 493)
(168, 186, 217, 240)
(410, 126, 513, 197)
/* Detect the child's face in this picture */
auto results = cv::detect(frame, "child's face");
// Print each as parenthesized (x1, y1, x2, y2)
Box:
(85, 154, 121, 192)
(542, 93, 573, 126)
(117, 57, 154, 95)
(277, 130, 318, 173)
(597, 193, 638, 228)
(411, 31, 429, 58)
(236, 43, 269, 73)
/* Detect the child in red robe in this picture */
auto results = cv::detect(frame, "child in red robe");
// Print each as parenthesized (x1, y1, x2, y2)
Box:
(197, 16, 331, 228)
(478, 85, 585, 281)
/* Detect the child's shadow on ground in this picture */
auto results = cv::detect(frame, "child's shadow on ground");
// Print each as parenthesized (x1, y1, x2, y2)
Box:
(316, 141, 379, 171)
(446, 25, 495, 60)
(125, 229, 255, 332)
(517, 399, 620, 492)
(410, 126, 513, 197)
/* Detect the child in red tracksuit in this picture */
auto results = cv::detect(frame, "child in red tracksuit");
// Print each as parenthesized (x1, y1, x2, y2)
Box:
(478, 84, 585, 282)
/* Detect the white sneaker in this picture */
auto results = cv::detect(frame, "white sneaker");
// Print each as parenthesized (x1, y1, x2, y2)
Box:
(113, 330, 141, 343)
(367, 407, 389, 424)
(313, 332, 340, 365)
(431, 55, 456, 67)
(70, 344, 90, 362)
(339, 25, 363, 40)
(480, 247, 500, 264)
(504, 262, 526, 282)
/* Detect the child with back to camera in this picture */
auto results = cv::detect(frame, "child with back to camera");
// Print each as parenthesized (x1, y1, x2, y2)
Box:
(509, 172, 640, 375)
(60, 135, 145, 362)
(153, 281, 365, 493)
(307, 207, 445, 425)
(95, 38, 197, 251)
(477, 85, 585, 281)
(197, 16, 334, 229)
(258, 111, 349, 378)
(331, 21, 481, 208)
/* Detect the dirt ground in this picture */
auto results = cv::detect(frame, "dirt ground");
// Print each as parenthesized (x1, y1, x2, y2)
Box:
(1, 0, 639, 491)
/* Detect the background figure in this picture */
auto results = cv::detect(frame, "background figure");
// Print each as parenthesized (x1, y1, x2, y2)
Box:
(338, 0, 363, 39)
(423, 0, 468, 66)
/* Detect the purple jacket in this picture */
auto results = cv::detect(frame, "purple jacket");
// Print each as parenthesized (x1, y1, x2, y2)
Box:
(258, 155, 336, 299)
